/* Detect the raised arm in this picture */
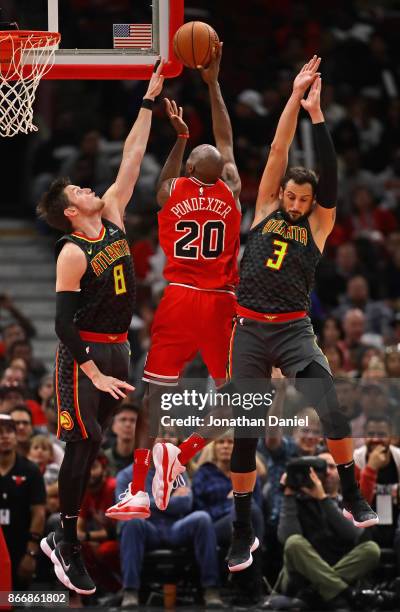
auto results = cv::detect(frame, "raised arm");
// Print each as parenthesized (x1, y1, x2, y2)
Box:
(102, 62, 165, 226)
(156, 98, 189, 207)
(253, 56, 321, 227)
(198, 42, 241, 199)
(304, 77, 338, 251)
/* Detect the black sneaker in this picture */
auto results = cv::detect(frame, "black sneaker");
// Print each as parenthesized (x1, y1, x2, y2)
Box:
(40, 531, 62, 560)
(227, 524, 259, 572)
(51, 541, 96, 595)
(343, 491, 379, 528)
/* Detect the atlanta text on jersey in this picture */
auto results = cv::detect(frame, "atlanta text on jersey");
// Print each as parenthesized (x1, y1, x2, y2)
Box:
(90, 239, 131, 276)
(262, 218, 308, 246)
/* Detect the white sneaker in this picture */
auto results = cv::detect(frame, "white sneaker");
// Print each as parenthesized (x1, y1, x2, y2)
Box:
(152, 442, 186, 511)
(105, 487, 150, 520)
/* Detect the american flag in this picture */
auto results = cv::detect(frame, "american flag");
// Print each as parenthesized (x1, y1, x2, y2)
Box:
(113, 24, 153, 49)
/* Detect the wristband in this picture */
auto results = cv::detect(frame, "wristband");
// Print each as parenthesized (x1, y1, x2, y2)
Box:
(178, 133, 189, 139)
(85, 531, 91, 542)
(141, 98, 154, 110)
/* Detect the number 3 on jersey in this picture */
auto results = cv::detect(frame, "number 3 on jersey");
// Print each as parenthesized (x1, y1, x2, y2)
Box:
(174, 220, 225, 259)
(266, 239, 288, 270)
(114, 264, 127, 295)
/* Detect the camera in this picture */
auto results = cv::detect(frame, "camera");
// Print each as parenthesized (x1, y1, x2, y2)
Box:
(286, 456, 327, 490)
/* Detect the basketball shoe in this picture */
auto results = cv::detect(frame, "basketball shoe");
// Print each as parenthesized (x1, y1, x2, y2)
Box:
(152, 442, 186, 511)
(227, 522, 259, 572)
(51, 541, 96, 594)
(343, 490, 379, 527)
(40, 530, 62, 560)
(105, 487, 150, 520)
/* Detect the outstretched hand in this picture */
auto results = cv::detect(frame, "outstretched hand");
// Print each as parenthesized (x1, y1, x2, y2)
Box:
(301, 75, 322, 119)
(197, 41, 222, 84)
(164, 98, 189, 136)
(293, 55, 321, 97)
(144, 59, 165, 101)
(91, 372, 135, 400)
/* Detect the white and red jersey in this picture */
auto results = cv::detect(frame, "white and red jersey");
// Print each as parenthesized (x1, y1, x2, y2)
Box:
(158, 176, 241, 290)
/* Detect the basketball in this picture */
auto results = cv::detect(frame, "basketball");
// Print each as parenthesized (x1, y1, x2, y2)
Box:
(173, 21, 219, 69)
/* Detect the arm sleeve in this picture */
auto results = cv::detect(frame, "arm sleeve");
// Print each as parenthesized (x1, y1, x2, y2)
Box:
(55, 291, 90, 365)
(313, 121, 337, 209)
(277, 495, 302, 544)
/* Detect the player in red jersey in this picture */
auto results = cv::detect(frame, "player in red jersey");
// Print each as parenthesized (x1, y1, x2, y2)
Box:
(106, 43, 242, 521)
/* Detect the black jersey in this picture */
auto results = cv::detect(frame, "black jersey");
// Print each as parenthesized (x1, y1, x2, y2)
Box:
(237, 209, 321, 313)
(55, 219, 135, 333)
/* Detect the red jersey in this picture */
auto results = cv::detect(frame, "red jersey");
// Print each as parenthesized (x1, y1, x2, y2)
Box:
(158, 176, 241, 289)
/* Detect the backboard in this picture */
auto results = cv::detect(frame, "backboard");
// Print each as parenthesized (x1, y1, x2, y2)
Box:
(2, 0, 183, 79)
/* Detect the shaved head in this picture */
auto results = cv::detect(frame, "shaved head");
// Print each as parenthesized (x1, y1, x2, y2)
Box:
(186, 144, 224, 184)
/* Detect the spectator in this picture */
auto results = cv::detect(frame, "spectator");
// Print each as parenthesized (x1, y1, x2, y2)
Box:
(316, 243, 367, 308)
(116, 437, 224, 609)
(192, 434, 264, 543)
(28, 434, 59, 486)
(318, 316, 343, 351)
(0, 414, 46, 588)
(259, 407, 323, 532)
(337, 309, 373, 372)
(0, 385, 26, 414)
(337, 149, 376, 215)
(351, 381, 391, 441)
(323, 344, 346, 376)
(28, 375, 54, 432)
(10, 405, 34, 457)
(349, 186, 397, 243)
(384, 345, 400, 404)
(0, 295, 36, 345)
(335, 377, 360, 422)
(277, 455, 380, 609)
(104, 403, 138, 476)
(60, 129, 112, 196)
(77, 453, 120, 594)
(354, 414, 400, 568)
(7, 339, 47, 392)
(10, 405, 63, 466)
(334, 275, 392, 337)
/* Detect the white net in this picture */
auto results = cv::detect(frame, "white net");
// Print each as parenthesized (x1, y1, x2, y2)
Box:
(0, 31, 60, 137)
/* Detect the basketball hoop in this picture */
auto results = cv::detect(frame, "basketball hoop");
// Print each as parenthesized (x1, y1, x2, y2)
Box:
(0, 30, 60, 137)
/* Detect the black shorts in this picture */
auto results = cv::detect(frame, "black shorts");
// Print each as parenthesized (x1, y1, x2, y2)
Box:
(54, 340, 130, 442)
(228, 315, 330, 380)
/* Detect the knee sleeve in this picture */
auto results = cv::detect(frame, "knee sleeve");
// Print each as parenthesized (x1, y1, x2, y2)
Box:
(230, 437, 258, 473)
(296, 361, 351, 439)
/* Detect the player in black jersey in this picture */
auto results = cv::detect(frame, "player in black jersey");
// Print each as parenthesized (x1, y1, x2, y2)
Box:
(35, 63, 164, 595)
(226, 56, 378, 573)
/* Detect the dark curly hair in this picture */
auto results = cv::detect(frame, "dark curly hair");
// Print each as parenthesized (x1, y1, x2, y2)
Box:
(36, 177, 72, 233)
(281, 166, 318, 197)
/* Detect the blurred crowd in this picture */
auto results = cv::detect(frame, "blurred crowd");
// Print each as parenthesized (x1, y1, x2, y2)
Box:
(1, 0, 400, 609)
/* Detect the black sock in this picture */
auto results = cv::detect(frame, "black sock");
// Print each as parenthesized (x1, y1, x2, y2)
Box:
(60, 513, 79, 543)
(337, 460, 358, 499)
(233, 491, 252, 528)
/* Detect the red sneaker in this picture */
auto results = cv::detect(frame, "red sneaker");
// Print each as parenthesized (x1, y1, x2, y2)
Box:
(152, 442, 186, 511)
(105, 487, 150, 520)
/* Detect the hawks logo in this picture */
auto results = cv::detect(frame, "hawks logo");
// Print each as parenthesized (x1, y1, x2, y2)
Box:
(60, 411, 74, 430)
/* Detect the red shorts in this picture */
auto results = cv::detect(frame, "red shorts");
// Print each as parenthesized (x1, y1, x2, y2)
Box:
(143, 284, 236, 385)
